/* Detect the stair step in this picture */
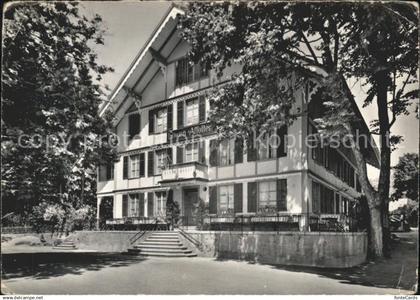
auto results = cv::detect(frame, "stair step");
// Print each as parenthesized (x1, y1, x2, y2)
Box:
(134, 244, 188, 250)
(137, 248, 192, 254)
(141, 239, 181, 245)
(53, 245, 76, 249)
(149, 235, 179, 239)
(140, 241, 182, 246)
(131, 251, 197, 257)
(148, 235, 179, 239)
(145, 238, 181, 243)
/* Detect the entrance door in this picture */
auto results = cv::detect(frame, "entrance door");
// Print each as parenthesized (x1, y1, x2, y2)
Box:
(183, 188, 199, 226)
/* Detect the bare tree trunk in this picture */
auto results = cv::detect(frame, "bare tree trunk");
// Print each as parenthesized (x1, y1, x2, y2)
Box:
(369, 204, 384, 257)
(344, 123, 384, 258)
(375, 70, 391, 256)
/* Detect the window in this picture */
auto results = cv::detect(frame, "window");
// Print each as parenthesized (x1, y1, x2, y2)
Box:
(186, 98, 199, 126)
(342, 197, 349, 215)
(98, 163, 114, 181)
(155, 192, 167, 215)
(129, 194, 140, 217)
(312, 142, 356, 189)
(258, 181, 277, 208)
(175, 57, 208, 86)
(128, 113, 140, 140)
(130, 155, 140, 178)
(219, 139, 235, 166)
(154, 108, 167, 133)
(320, 185, 334, 214)
(219, 185, 234, 212)
(185, 142, 199, 162)
(312, 181, 335, 214)
(335, 193, 341, 214)
(257, 132, 277, 160)
(155, 150, 168, 175)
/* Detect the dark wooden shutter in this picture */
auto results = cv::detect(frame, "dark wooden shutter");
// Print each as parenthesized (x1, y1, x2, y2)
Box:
(139, 193, 145, 217)
(247, 133, 257, 162)
(247, 182, 257, 213)
(122, 194, 128, 217)
(139, 153, 145, 177)
(209, 139, 218, 167)
(123, 156, 128, 179)
(176, 146, 183, 164)
(209, 186, 217, 214)
(277, 179, 287, 211)
(234, 183, 243, 213)
(167, 105, 173, 131)
(147, 151, 154, 177)
(199, 140, 206, 163)
(147, 192, 154, 217)
(128, 113, 140, 139)
(177, 101, 184, 129)
(312, 181, 320, 213)
(148, 109, 154, 134)
(234, 137, 243, 164)
(199, 96, 206, 122)
(167, 148, 173, 165)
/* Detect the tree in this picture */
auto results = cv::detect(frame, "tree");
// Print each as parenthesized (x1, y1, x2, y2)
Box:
(2, 2, 116, 229)
(178, 2, 418, 257)
(392, 153, 419, 202)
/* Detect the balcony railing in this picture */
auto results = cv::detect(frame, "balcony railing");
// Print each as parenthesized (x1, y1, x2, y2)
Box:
(161, 161, 208, 182)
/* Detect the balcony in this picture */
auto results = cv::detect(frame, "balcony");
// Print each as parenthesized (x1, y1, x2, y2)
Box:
(160, 161, 208, 183)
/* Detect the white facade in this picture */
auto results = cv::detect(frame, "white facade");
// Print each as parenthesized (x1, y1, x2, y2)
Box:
(97, 7, 378, 230)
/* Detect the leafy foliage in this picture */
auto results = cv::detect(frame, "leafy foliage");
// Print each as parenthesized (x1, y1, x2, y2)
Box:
(2, 2, 116, 229)
(392, 153, 419, 201)
(179, 1, 418, 257)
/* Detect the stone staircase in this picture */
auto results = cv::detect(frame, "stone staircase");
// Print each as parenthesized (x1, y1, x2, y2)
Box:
(128, 231, 196, 257)
(53, 239, 77, 250)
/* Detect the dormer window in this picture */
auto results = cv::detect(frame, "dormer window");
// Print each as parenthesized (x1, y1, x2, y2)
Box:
(175, 57, 208, 87)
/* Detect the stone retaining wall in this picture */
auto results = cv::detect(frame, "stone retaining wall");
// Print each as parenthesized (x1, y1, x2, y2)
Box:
(181, 231, 368, 268)
(71, 230, 368, 268)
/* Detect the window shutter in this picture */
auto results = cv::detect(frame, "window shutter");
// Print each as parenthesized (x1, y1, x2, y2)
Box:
(247, 182, 257, 213)
(199, 96, 206, 122)
(247, 133, 257, 162)
(167, 105, 173, 131)
(277, 125, 287, 157)
(148, 109, 154, 134)
(123, 157, 128, 179)
(209, 186, 217, 214)
(312, 181, 320, 213)
(277, 179, 287, 211)
(139, 153, 145, 177)
(177, 101, 184, 129)
(209, 139, 218, 167)
(234, 137, 243, 164)
(147, 192, 154, 217)
(234, 183, 243, 213)
(147, 151, 154, 177)
(167, 148, 173, 165)
(199, 140, 206, 164)
(128, 113, 140, 140)
(122, 195, 128, 217)
(176, 146, 183, 164)
(139, 193, 145, 217)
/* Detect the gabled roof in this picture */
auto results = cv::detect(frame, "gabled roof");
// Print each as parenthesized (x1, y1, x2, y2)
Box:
(101, 5, 380, 168)
(99, 5, 183, 117)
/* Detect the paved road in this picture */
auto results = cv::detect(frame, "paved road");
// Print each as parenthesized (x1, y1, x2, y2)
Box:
(2, 256, 412, 295)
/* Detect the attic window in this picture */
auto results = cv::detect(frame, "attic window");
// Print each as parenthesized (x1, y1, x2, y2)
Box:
(175, 57, 208, 87)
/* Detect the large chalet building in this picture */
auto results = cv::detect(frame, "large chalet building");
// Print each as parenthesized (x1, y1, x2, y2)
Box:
(96, 6, 380, 231)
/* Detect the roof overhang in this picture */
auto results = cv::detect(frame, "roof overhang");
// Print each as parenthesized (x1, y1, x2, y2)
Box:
(99, 5, 184, 118)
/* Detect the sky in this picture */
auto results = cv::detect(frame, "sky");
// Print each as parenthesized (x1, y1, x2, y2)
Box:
(82, 1, 418, 185)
